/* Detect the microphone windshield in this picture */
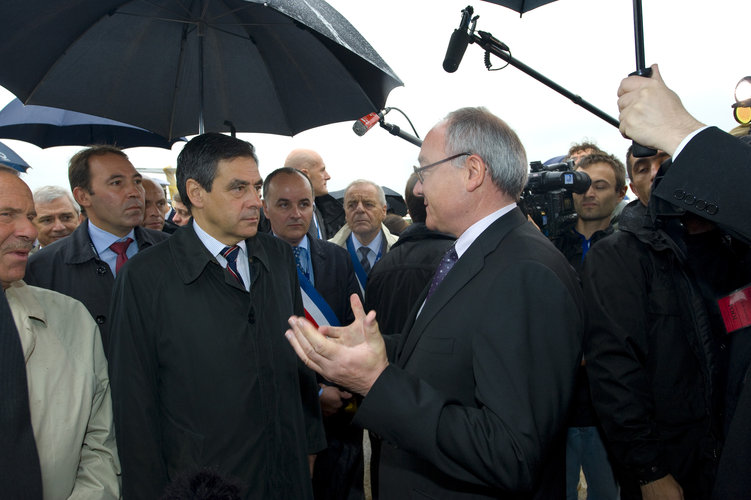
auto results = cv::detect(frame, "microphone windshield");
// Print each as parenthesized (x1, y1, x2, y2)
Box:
(443, 29, 469, 73)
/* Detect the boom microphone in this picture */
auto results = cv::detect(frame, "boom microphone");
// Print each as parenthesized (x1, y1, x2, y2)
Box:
(443, 6, 474, 73)
(353, 108, 390, 136)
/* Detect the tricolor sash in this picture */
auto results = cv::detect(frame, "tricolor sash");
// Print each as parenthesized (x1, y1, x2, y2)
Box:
(298, 268, 340, 328)
(346, 235, 383, 295)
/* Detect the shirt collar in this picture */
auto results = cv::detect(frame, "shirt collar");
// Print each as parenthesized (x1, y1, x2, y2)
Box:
(88, 220, 136, 254)
(351, 229, 383, 254)
(192, 219, 248, 258)
(455, 202, 516, 258)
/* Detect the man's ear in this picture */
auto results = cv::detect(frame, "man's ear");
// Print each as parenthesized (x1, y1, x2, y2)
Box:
(618, 185, 628, 201)
(73, 186, 91, 209)
(262, 199, 269, 214)
(465, 154, 487, 192)
(186, 179, 205, 209)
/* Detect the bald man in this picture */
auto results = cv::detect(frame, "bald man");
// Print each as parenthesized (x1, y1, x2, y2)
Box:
(285, 149, 344, 239)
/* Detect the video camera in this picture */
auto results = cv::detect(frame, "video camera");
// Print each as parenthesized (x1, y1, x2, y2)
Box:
(520, 160, 591, 238)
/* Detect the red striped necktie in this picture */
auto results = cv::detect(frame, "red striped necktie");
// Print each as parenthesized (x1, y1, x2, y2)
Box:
(109, 238, 133, 274)
(221, 245, 244, 287)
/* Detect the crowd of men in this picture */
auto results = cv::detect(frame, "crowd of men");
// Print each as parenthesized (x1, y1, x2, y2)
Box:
(1, 64, 750, 500)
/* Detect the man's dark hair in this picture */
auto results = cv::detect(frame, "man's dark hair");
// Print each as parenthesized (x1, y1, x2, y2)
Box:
(160, 468, 242, 500)
(262, 167, 313, 200)
(176, 133, 258, 211)
(68, 145, 128, 193)
(576, 152, 627, 193)
(404, 172, 427, 223)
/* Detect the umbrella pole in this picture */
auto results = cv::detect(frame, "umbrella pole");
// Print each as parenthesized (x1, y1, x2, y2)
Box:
(472, 31, 620, 129)
(198, 21, 205, 135)
(630, 0, 658, 157)
(633, 0, 647, 73)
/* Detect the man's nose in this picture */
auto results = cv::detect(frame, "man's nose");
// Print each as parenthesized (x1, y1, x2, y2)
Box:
(18, 217, 38, 241)
(51, 216, 65, 229)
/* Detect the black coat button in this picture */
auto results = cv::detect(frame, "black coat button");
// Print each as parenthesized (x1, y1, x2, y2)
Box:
(96, 315, 106, 325)
(696, 200, 706, 210)
(706, 204, 719, 215)
(673, 189, 685, 200)
(684, 194, 696, 205)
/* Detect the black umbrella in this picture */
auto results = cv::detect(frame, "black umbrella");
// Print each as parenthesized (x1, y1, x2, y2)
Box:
(0, 0, 402, 140)
(0, 98, 183, 150)
(0, 140, 30, 172)
(481, 0, 558, 16)
(329, 186, 407, 216)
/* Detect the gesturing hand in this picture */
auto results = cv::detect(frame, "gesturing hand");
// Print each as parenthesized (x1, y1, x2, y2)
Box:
(285, 294, 388, 396)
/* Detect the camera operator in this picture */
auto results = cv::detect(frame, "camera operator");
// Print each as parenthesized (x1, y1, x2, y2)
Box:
(551, 153, 625, 500)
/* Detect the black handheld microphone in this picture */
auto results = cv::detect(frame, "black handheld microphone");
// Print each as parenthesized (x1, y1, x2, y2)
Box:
(353, 108, 390, 136)
(443, 6, 474, 73)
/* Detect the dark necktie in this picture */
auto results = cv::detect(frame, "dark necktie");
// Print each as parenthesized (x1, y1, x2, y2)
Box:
(221, 245, 245, 287)
(109, 237, 133, 274)
(358, 246, 372, 273)
(425, 245, 458, 301)
(0, 292, 43, 498)
(293, 246, 310, 280)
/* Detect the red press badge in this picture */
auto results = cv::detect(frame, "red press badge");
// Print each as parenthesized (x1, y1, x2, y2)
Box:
(718, 284, 751, 334)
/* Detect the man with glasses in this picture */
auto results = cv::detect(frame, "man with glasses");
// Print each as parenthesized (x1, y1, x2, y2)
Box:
(286, 107, 585, 498)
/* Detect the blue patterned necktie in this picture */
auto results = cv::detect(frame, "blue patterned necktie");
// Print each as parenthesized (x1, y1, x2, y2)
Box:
(293, 246, 309, 280)
(221, 245, 244, 287)
(425, 245, 458, 301)
(358, 246, 371, 273)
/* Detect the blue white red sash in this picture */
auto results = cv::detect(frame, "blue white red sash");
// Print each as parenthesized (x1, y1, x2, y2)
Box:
(298, 268, 340, 328)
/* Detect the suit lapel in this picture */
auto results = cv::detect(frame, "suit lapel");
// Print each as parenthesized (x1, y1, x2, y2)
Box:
(396, 208, 528, 365)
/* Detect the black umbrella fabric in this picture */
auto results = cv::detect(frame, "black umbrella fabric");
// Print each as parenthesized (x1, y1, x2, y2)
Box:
(0, 0, 403, 140)
(0, 99, 182, 150)
(329, 186, 407, 216)
(481, 0, 558, 15)
(0, 140, 30, 172)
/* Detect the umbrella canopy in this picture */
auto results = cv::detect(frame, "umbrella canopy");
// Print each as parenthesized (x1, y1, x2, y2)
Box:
(481, 0, 559, 15)
(0, 98, 182, 149)
(0, 140, 30, 172)
(0, 0, 403, 140)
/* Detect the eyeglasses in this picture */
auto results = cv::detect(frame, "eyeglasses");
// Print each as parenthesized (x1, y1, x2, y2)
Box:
(413, 152, 471, 183)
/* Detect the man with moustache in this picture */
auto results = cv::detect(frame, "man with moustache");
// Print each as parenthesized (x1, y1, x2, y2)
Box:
(25, 145, 168, 348)
(108, 133, 325, 499)
(0, 166, 120, 499)
(31, 185, 83, 249)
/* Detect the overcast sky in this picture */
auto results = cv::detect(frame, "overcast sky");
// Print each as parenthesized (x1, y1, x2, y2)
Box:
(2, 0, 749, 195)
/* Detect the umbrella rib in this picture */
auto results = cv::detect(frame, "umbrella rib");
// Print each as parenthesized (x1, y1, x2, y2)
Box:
(167, 23, 192, 140)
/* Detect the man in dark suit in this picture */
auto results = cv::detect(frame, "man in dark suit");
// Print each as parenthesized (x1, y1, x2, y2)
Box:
(616, 64, 751, 500)
(286, 107, 585, 499)
(262, 167, 363, 499)
(25, 145, 168, 349)
(107, 133, 326, 499)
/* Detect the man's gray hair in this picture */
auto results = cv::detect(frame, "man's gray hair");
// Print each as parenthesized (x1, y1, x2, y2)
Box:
(344, 179, 386, 206)
(33, 185, 81, 213)
(443, 107, 528, 199)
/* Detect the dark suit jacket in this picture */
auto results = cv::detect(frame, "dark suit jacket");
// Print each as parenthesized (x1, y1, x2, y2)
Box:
(107, 224, 325, 499)
(354, 207, 585, 499)
(308, 237, 360, 325)
(651, 127, 751, 499)
(652, 126, 751, 243)
(24, 221, 168, 349)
